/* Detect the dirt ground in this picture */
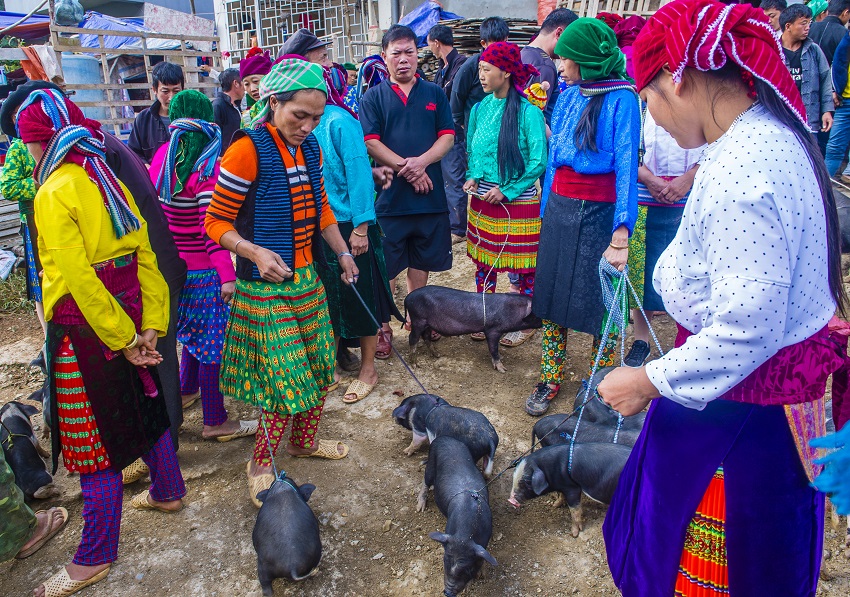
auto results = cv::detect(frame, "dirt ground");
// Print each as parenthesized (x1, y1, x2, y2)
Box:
(1, 244, 849, 597)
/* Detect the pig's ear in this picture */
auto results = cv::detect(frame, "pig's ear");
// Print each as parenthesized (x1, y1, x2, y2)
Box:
(392, 400, 412, 420)
(429, 531, 450, 545)
(299, 483, 316, 502)
(473, 544, 498, 567)
(531, 466, 549, 495)
(256, 489, 269, 503)
(17, 402, 40, 418)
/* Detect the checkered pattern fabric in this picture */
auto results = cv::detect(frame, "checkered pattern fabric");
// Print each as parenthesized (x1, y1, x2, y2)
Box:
(142, 432, 186, 503)
(74, 468, 123, 565)
(249, 59, 328, 129)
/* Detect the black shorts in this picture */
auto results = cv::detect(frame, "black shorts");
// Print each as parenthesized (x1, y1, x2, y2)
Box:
(379, 213, 453, 279)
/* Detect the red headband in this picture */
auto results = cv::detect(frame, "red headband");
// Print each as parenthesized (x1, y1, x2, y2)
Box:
(480, 42, 540, 94)
(633, 0, 805, 125)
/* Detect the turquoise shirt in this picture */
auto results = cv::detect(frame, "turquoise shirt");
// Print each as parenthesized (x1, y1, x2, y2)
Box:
(465, 94, 548, 201)
(313, 105, 376, 227)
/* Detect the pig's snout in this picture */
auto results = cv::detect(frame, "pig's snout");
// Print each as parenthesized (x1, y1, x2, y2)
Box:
(443, 591, 456, 597)
(507, 495, 521, 509)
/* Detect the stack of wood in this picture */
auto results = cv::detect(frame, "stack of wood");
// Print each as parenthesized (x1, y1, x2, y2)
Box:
(418, 17, 540, 81)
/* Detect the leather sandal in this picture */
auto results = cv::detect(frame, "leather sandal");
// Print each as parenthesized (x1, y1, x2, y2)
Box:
(16, 507, 69, 559)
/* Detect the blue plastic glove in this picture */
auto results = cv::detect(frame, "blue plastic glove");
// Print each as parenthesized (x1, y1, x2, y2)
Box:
(811, 424, 850, 515)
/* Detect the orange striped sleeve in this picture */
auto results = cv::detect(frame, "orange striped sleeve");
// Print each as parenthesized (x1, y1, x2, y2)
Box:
(205, 135, 258, 244)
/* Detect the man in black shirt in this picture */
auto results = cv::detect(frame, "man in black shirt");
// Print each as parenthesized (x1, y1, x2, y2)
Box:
(809, 0, 850, 65)
(360, 25, 454, 308)
(212, 68, 244, 153)
(521, 8, 578, 126)
(429, 24, 469, 243)
(128, 62, 184, 163)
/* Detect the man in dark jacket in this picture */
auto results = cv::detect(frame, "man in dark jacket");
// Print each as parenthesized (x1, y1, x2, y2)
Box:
(826, 30, 850, 176)
(212, 68, 244, 153)
(809, 0, 850, 64)
(128, 62, 184, 163)
(522, 8, 578, 126)
(429, 24, 468, 242)
(1, 80, 188, 450)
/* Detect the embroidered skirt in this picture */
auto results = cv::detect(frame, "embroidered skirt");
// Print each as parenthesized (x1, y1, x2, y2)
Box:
(532, 193, 614, 334)
(21, 218, 41, 303)
(316, 222, 400, 339)
(467, 182, 541, 273)
(176, 269, 229, 364)
(220, 265, 335, 416)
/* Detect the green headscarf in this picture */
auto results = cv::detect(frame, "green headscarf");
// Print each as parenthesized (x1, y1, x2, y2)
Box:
(809, 0, 828, 18)
(168, 90, 215, 194)
(554, 17, 628, 81)
(249, 58, 327, 129)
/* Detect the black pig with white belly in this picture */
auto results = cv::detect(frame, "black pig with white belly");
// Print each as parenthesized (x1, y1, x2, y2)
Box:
(0, 401, 56, 499)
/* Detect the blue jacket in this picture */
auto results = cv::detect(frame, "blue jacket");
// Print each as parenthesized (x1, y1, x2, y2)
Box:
(833, 32, 850, 99)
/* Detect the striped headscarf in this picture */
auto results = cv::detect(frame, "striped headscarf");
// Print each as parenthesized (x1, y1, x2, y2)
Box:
(16, 89, 140, 238)
(249, 58, 327, 128)
(155, 90, 222, 202)
(356, 55, 389, 100)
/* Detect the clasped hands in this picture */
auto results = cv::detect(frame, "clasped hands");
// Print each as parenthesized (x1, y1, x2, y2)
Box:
(122, 328, 162, 367)
(397, 156, 433, 194)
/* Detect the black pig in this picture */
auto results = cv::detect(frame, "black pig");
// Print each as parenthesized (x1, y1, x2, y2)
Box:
(0, 401, 56, 499)
(417, 436, 497, 596)
(531, 414, 642, 450)
(509, 443, 630, 537)
(253, 475, 321, 594)
(404, 286, 542, 372)
(392, 394, 498, 476)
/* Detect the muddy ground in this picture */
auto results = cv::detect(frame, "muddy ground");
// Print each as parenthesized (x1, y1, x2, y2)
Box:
(1, 245, 849, 597)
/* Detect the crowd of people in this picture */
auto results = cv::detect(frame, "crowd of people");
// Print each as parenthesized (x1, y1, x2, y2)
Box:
(2, 0, 850, 595)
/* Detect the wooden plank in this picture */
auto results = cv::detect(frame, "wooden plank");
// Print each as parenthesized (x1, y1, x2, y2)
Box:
(51, 45, 220, 58)
(51, 25, 219, 43)
(64, 83, 159, 90)
(74, 100, 161, 107)
(0, 48, 27, 60)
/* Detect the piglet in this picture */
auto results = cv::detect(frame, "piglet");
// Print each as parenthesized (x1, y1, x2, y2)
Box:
(531, 414, 642, 450)
(0, 401, 56, 499)
(417, 436, 497, 596)
(392, 393, 498, 476)
(509, 443, 630, 537)
(404, 286, 542, 372)
(253, 475, 321, 595)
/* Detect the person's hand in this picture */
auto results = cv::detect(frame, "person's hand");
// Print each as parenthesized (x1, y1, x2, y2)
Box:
(122, 337, 162, 367)
(823, 111, 834, 133)
(200, 64, 212, 73)
(251, 246, 293, 283)
(221, 281, 236, 303)
(643, 174, 667, 200)
(138, 329, 159, 353)
(338, 254, 360, 286)
(596, 366, 660, 416)
(463, 179, 478, 195)
(349, 227, 369, 257)
(835, 92, 842, 108)
(411, 172, 434, 194)
(658, 175, 692, 204)
(397, 155, 429, 181)
(602, 226, 629, 272)
(372, 166, 394, 190)
(481, 186, 506, 204)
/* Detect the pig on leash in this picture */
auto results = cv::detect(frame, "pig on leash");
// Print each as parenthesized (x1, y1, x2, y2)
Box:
(0, 401, 57, 499)
(252, 473, 322, 595)
(417, 436, 497, 596)
(392, 393, 499, 476)
(508, 443, 631, 537)
(403, 286, 542, 372)
(531, 414, 642, 450)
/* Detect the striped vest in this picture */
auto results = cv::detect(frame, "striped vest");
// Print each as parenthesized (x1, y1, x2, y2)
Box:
(231, 127, 324, 281)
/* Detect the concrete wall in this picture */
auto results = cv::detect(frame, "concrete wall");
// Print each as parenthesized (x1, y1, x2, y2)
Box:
(399, 0, 539, 21)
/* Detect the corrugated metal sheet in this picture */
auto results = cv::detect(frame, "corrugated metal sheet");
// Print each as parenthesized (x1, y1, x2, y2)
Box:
(0, 201, 22, 249)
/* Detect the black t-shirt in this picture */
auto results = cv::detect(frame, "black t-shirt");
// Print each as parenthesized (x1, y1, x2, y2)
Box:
(783, 47, 803, 92)
(360, 77, 455, 217)
(521, 45, 560, 126)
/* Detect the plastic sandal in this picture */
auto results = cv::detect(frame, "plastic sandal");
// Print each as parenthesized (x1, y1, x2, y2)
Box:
(343, 379, 375, 404)
(38, 566, 110, 597)
(500, 329, 536, 348)
(16, 507, 69, 559)
(215, 420, 259, 442)
(130, 490, 183, 513)
(376, 329, 392, 360)
(470, 332, 486, 341)
(122, 458, 149, 485)
(294, 439, 349, 460)
(181, 391, 200, 409)
(247, 461, 274, 508)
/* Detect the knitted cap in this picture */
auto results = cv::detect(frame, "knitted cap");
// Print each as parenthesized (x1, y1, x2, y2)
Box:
(525, 81, 550, 110)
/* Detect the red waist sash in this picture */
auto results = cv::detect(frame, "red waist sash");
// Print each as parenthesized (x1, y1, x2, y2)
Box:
(552, 166, 616, 202)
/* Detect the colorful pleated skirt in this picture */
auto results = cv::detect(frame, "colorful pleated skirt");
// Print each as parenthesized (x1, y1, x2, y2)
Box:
(219, 265, 335, 416)
(176, 269, 229, 364)
(467, 181, 540, 274)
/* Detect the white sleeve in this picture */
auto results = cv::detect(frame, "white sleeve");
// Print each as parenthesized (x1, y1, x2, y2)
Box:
(645, 190, 792, 409)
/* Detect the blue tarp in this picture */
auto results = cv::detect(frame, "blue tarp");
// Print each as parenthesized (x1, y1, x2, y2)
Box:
(399, 1, 463, 47)
(79, 11, 181, 51)
(0, 11, 51, 41)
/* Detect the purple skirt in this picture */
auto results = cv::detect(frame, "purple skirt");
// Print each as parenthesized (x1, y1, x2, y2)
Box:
(603, 395, 823, 596)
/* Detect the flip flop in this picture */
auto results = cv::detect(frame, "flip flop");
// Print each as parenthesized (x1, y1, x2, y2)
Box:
(215, 420, 259, 442)
(500, 329, 536, 348)
(343, 379, 375, 404)
(130, 489, 184, 513)
(16, 507, 69, 559)
(247, 461, 274, 508)
(37, 566, 110, 597)
(122, 458, 149, 485)
(294, 438, 349, 460)
(181, 391, 200, 409)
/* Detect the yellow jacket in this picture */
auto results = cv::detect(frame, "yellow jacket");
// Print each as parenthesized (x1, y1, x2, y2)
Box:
(35, 163, 169, 351)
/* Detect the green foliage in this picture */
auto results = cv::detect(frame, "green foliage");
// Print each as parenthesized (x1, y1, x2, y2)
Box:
(0, 270, 34, 314)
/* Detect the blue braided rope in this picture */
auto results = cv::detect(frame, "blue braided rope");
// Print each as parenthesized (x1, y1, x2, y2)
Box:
(23, 90, 139, 238)
(155, 118, 222, 203)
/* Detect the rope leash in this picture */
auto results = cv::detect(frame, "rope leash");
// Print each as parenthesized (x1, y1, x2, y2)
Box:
(469, 192, 512, 328)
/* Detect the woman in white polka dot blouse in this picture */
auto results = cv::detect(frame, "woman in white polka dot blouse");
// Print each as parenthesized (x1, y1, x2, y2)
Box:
(598, 1, 850, 595)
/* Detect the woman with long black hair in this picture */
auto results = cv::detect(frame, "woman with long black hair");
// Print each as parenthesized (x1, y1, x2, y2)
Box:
(526, 18, 640, 416)
(598, 1, 849, 594)
(463, 41, 548, 349)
